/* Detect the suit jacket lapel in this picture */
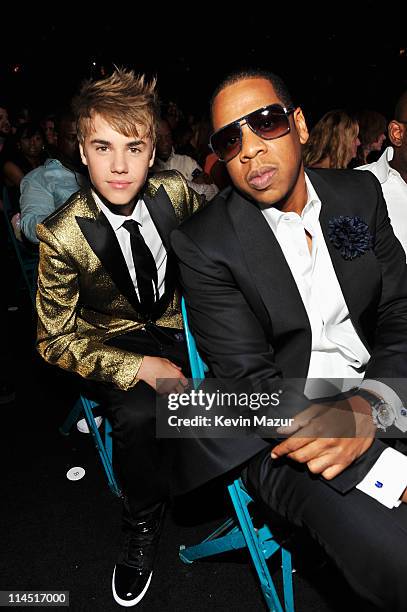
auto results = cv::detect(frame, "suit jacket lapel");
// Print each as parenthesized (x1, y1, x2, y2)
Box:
(143, 184, 178, 252)
(75, 186, 180, 312)
(307, 169, 373, 342)
(228, 191, 311, 347)
(143, 183, 180, 293)
(75, 190, 140, 310)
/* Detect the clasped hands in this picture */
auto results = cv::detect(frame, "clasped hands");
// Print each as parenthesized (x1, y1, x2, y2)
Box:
(137, 356, 188, 395)
(271, 395, 377, 480)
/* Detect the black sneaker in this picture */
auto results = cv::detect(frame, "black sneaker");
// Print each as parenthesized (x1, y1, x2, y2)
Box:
(112, 504, 164, 607)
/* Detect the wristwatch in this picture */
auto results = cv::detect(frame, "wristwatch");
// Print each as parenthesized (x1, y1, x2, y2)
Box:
(356, 389, 396, 431)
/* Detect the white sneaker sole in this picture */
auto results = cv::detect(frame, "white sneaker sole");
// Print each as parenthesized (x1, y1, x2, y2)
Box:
(76, 415, 103, 433)
(112, 566, 153, 607)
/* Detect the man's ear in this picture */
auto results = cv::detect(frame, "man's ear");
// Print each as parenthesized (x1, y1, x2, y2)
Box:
(79, 142, 88, 166)
(388, 120, 405, 148)
(149, 145, 156, 168)
(294, 107, 309, 145)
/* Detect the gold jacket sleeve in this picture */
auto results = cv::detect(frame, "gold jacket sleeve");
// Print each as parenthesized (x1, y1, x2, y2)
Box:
(36, 224, 143, 391)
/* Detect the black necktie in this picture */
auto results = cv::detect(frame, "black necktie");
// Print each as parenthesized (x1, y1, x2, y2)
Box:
(122, 219, 158, 311)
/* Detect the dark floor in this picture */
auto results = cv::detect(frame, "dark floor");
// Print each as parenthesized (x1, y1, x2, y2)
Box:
(0, 263, 377, 611)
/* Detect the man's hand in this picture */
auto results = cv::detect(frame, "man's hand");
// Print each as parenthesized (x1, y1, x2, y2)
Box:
(11, 212, 22, 241)
(137, 356, 188, 395)
(271, 398, 376, 480)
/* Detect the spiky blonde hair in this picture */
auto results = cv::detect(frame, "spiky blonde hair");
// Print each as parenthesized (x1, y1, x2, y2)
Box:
(73, 68, 159, 144)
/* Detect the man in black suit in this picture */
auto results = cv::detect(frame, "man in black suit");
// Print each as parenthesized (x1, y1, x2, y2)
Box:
(171, 69, 407, 610)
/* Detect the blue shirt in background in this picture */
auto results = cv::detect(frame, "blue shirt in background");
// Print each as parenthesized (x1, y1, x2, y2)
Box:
(20, 158, 88, 243)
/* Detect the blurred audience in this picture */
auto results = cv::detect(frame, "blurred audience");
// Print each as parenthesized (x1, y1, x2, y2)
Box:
(173, 121, 197, 159)
(0, 103, 11, 148)
(1, 122, 48, 214)
(354, 109, 387, 166)
(0, 102, 11, 211)
(10, 105, 33, 133)
(303, 109, 360, 169)
(152, 118, 218, 201)
(40, 114, 58, 148)
(20, 110, 88, 243)
(357, 91, 407, 256)
(203, 151, 231, 191)
(162, 100, 182, 131)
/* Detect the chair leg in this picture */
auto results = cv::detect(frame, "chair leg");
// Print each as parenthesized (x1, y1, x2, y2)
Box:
(179, 480, 295, 612)
(59, 398, 83, 435)
(281, 547, 295, 612)
(59, 396, 122, 498)
(104, 418, 113, 464)
(229, 479, 294, 612)
(80, 395, 122, 498)
(180, 521, 246, 563)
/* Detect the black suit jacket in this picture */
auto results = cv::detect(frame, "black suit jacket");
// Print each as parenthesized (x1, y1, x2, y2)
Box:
(171, 168, 407, 494)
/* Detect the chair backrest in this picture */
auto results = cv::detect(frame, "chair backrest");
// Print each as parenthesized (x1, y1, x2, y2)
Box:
(2, 187, 38, 307)
(180, 297, 208, 384)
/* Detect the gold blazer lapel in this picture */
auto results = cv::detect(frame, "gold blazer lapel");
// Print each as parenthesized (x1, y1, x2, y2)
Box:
(75, 190, 140, 310)
(143, 183, 178, 252)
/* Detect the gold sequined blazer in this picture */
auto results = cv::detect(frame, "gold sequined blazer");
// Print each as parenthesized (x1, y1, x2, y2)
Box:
(36, 170, 203, 391)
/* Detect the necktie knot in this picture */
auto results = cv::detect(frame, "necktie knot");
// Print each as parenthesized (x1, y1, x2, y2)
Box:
(122, 219, 142, 236)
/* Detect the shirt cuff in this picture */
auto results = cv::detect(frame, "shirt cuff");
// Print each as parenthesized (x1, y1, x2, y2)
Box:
(360, 379, 407, 432)
(356, 447, 407, 508)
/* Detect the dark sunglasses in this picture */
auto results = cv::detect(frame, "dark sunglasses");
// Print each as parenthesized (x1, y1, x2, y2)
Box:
(209, 103, 295, 163)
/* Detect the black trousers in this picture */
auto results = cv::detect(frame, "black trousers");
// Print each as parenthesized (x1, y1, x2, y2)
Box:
(83, 326, 189, 518)
(242, 444, 407, 611)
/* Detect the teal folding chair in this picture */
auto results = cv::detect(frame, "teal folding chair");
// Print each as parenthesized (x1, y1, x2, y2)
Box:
(1, 187, 121, 497)
(59, 394, 121, 498)
(179, 297, 294, 612)
(2, 186, 38, 307)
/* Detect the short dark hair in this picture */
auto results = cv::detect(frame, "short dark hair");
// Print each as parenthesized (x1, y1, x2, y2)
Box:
(15, 121, 45, 142)
(210, 68, 294, 117)
(356, 109, 387, 146)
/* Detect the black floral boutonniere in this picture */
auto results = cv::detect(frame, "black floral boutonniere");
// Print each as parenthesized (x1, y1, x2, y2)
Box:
(328, 216, 373, 260)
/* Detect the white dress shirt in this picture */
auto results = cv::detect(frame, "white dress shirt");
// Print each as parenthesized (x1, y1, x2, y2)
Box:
(152, 149, 219, 201)
(94, 191, 167, 301)
(153, 149, 201, 180)
(357, 147, 407, 259)
(262, 175, 370, 396)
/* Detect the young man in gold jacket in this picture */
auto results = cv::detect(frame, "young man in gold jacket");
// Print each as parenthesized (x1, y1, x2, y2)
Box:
(36, 69, 203, 607)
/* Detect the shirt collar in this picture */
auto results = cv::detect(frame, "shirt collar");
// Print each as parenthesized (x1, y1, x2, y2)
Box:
(371, 146, 395, 184)
(360, 146, 399, 184)
(262, 173, 321, 232)
(93, 190, 143, 232)
(44, 158, 63, 168)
